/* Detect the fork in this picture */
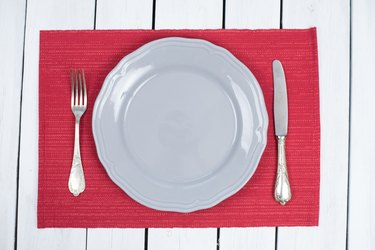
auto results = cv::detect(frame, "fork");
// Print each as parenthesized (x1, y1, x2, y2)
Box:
(68, 69, 87, 196)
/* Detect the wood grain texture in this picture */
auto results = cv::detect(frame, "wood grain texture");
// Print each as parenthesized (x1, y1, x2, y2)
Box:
(149, 0, 222, 248)
(226, 0, 280, 29)
(220, 1, 279, 249)
(148, 228, 217, 250)
(17, 1, 94, 249)
(0, 1, 26, 250)
(278, 0, 350, 249)
(86, 1, 153, 248)
(155, 0, 222, 29)
(220, 228, 275, 250)
(87, 229, 145, 250)
(348, 0, 375, 249)
(96, 0, 153, 29)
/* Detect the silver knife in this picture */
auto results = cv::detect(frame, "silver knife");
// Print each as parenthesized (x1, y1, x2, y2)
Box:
(273, 60, 292, 205)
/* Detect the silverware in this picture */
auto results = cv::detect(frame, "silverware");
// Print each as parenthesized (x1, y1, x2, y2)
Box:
(68, 69, 87, 196)
(272, 60, 292, 205)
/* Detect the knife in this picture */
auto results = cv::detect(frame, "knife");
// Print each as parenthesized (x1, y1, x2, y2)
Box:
(273, 60, 292, 205)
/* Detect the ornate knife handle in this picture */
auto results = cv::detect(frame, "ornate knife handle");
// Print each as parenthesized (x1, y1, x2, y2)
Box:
(274, 136, 291, 205)
(68, 119, 85, 196)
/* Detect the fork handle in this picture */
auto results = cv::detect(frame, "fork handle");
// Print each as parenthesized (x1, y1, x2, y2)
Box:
(68, 119, 85, 196)
(274, 136, 291, 205)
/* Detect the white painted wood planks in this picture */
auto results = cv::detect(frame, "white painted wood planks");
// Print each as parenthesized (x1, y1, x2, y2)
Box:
(278, 0, 350, 249)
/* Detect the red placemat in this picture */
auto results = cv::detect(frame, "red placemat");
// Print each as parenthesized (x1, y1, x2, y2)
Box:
(38, 29, 320, 228)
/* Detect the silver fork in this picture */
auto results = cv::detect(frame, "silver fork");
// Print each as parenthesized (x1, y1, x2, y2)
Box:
(68, 69, 87, 196)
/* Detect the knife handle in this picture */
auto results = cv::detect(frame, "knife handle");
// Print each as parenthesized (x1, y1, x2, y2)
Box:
(274, 136, 292, 205)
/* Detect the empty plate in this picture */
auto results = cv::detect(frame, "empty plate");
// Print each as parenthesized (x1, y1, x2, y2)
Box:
(92, 37, 268, 212)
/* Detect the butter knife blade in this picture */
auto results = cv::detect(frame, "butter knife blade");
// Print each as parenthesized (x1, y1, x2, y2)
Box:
(273, 60, 288, 136)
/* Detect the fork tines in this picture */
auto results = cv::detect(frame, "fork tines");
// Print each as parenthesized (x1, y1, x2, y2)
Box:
(70, 69, 87, 107)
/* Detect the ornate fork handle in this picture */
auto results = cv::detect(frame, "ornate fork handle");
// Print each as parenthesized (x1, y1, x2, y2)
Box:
(68, 119, 85, 196)
(274, 136, 291, 205)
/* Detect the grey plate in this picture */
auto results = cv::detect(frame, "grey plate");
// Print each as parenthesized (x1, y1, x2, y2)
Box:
(92, 37, 268, 212)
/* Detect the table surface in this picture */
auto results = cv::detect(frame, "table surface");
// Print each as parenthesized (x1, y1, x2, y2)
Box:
(0, 0, 373, 249)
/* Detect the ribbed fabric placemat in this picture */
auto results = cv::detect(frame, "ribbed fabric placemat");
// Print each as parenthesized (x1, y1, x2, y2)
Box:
(38, 28, 320, 228)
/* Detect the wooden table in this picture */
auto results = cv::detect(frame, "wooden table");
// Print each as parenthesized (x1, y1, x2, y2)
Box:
(1, 0, 373, 249)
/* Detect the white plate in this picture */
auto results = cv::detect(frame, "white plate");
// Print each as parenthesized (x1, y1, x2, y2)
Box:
(92, 37, 268, 212)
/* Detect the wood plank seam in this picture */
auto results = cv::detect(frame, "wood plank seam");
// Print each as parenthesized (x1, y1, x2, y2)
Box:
(94, 0, 98, 29)
(222, 0, 226, 29)
(279, 0, 283, 29)
(345, 0, 352, 248)
(85, 1, 98, 248)
(275, 0, 283, 248)
(152, 0, 156, 29)
(145, 228, 149, 250)
(216, 228, 220, 250)
(145, 0, 157, 247)
(218, 0, 225, 248)
(14, 0, 29, 249)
